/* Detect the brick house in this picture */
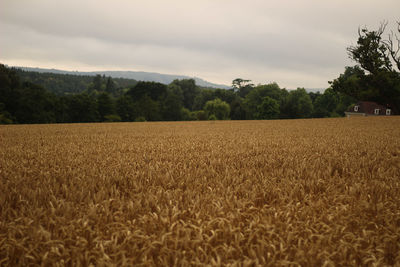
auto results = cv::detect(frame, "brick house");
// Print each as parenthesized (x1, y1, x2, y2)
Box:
(345, 101, 394, 117)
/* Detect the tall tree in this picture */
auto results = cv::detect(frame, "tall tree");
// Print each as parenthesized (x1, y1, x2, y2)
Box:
(97, 92, 115, 120)
(92, 74, 103, 92)
(230, 97, 247, 120)
(232, 78, 254, 98)
(136, 95, 161, 121)
(244, 83, 285, 119)
(65, 93, 98, 122)
(204, 98, 230, 120)
(116, 95, 137, 122)
(347, 23, 393, 74)
(384, 21, 400, 71)
(257, 96, 280, 119)
(0, 64, 21, 117)
(162, 84, 184, 121)
(127, 81, 167, 101)
(281, 88, 313, 119)
(105, 77, 115, 94)
(331, 22, 400, 112)
(15, 82, 57, 124)
(192, 89, 214, 111)
(171, 79, 198, 110)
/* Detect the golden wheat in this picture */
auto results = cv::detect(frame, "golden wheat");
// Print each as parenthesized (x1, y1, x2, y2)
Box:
(1, 117, 399, 266)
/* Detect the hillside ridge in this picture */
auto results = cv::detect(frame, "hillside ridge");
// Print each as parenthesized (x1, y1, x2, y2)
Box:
(14, 66, 230, 89)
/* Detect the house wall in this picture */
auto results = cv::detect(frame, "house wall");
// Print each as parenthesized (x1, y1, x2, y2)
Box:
(345, 112, 366, 118)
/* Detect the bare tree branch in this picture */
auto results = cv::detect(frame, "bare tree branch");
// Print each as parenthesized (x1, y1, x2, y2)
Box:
(378, 21, 388, 36)
(383, 21, 400, 72)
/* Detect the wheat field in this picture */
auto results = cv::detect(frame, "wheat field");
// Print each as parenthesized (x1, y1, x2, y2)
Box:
(1, 117, 400, 266)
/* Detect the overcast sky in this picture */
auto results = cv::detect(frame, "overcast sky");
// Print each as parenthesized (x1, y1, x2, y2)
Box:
(1, 0, 399, 89)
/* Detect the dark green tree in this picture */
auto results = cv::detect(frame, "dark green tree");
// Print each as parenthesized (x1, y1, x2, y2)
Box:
(193, 110, 208, 121)
(244, 83, 285, 119)
(97, 92, 115, 121)
(347, 24, 393, 74)
(127, 81, 167, 102)
(116, 95, 137, 121)
(181, 107, 196, 121)
(54, 96, 69, 123)
(192, 89, 215, 111)
(65, 93, 98, 122)
(14, 68, 137, 96)
(308, 91, 322, 103)
(230, 97, 247, 120)
(232, 78, 254, 98)
(204, 98, 230, 120)
(281, 88, 313, 118)
(331, 22, 400, 112)
(171, 79, 198, 110)
(135, 95, 161, 121)
(162, 84, 184, 121)
(126, 82, 166, 121)
(0, 102, 14, 124)
(0, 64, 21, 117)
(92, 74, 103, 92)
(105, 77, 115, 94)
(257, 96, 280, 119)
(15, 82, 57, 124)
(212, 88, 236, 104)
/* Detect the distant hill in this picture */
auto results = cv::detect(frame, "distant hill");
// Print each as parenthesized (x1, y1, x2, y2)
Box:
(305, 88, 326, 93)
(14, 66, 230, 89)
(13, 68, 138, 96)
(287, 88, 326, 93)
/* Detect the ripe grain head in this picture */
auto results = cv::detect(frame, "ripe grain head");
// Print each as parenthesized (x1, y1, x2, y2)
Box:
(1, 117, 399, 265)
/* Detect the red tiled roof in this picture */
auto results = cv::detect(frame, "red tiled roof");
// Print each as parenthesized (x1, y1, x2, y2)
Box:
(347, 101, 392, 115)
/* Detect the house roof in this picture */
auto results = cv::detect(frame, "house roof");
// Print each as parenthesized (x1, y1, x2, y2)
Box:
(347, 101, 392, 115)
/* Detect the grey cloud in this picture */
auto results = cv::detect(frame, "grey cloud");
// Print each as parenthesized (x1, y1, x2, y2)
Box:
(1, 0, 399, 88)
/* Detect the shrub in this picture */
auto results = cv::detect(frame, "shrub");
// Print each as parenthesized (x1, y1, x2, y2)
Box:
(104, 114, 122, 122)
(135, 116, 146, 122)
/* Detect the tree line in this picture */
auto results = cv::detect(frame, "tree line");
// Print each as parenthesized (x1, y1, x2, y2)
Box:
(14, 69, 138, 96)
(331, 21, 400, 112)
(0, 64, 355, 124)
(1, 21, 399, 124)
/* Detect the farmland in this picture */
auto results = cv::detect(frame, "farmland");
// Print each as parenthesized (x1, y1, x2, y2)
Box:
(1, 117, 400, 266)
